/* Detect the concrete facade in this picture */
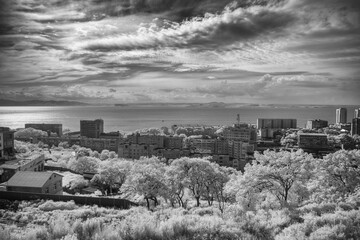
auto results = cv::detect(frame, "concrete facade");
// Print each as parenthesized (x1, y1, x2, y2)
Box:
(257, 119, 297, 129)
(336, 108, 347, 124)
(351, 118, 360, 136)
(0, 154, 45, 183)
(80, 119, 104, 138)
(306, 119, 328, 129)
(0, 127, 15, 160)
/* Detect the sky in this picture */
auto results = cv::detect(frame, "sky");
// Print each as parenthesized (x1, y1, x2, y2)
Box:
(0, 0, 359, 105)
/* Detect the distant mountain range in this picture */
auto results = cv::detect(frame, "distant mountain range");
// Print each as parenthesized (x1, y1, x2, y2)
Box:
(0, 99, 88, 106)
(114, 102, 358, 109)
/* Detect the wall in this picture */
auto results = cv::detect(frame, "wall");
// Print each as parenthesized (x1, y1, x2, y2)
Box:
(7, 186, 42, 194)
(0, 191, 137, 209)
(42, 173, 63, 194)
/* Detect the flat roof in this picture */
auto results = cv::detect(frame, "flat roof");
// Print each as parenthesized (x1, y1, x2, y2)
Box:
(298, 133, 327, 136)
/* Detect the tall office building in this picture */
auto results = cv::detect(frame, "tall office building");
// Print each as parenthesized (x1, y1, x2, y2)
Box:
(351, 118, 360, 136)
(336, 108, 347, 124)
(80, 119, 104, 138)
(355, 108, 360, 118)
(0, 127, 15, 160)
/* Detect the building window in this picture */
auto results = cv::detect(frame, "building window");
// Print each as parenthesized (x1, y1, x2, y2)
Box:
(45, 187, 49, 193)
(54, 183, 57, 190)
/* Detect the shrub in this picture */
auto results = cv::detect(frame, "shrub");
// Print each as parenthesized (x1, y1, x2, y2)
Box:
(73, 218, 103, 240)
(38, 200, 78, 211)
(49, 216, 72, 239)
(190, 206, 222, 217)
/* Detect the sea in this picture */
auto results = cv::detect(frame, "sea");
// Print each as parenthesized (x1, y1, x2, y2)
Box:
(0, 105, 358, 133)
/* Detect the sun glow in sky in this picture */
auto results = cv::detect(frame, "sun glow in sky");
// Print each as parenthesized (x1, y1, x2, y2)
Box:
(0, 0, 359, 105)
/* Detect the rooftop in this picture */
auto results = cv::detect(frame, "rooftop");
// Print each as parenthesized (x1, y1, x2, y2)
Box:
(0, 154, 44, 169)
(298, 133, 328, 136)
(7, 171, 62, 188)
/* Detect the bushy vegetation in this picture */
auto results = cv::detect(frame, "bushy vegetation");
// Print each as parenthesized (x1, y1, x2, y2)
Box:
(5, 142, 360, 239)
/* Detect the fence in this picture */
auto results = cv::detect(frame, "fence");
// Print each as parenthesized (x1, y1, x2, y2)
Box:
(0, 191, 137, 209)
(44, 165, 79, 174)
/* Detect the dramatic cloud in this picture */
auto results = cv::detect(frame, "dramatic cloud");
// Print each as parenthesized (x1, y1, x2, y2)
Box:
(0, 0, 359, 104)
(75, 4, 293, 51)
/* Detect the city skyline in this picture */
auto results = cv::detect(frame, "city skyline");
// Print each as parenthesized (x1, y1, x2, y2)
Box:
(0, 0, 360, 105)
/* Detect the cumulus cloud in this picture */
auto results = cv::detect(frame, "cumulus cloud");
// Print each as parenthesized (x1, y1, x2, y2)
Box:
(1, 0, 360, 104)
(193, 74, 339, 98)
(75, 4, 293, 51)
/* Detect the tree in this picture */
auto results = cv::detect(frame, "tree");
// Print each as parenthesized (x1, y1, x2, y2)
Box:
(75, 147, 93, 159)
(336, 134, 356, 150)
(164, 165, 187, 208)
(208, 164, 236, 212)
(58, 142, 69, 149)
(234, 150, 314, 209)
(91, 160, 130, 195)
(14, 128, 48, 139)
(280, 132, 297, 147)
(353, 134, 360, 149)
(171, 157, 215, 207)
(69, 156, 100, 174)
(14, 141, 30, 153)
(122, 158, 167, 209)
(308, 150, 360, 203)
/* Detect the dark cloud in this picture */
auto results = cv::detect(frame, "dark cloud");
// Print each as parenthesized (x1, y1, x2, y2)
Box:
(78, 5, 294, 51)
(0, 0, 359, 104)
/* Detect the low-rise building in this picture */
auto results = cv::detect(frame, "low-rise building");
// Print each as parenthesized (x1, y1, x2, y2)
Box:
(80, 138, 119, 152)
(164, 136, 184, 149)
(192, 138, 216, 153)
(257, 118, 297, 129)
(118, 143, 152, 159)
(211, 155, 232, 168)
(214, 139, 229, 155)
(306, 119, 328, 129)
(6, 171, 63, 194)
(138, 134, 165, 148)
(229, 141, 254, 160)
(0, 154, 45, 183)
(223, 123, 257, 143)
(153, 148, 191, 159)
(99, 132, 122, 139)
(298, 133, 328, 150)
(258, 128, 277, 139)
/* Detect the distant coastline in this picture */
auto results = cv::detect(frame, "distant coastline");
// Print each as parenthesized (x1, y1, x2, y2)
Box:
(0, 98, 357, 109)
(0, 99, 88, 106)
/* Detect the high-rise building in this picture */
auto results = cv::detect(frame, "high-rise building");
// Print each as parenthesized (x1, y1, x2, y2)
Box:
(306, 119, 328, 129)
(336, 108, 347, 124)
(0, 127, 15, 160)
(25, 123, 62, 136)
(80, 119, 104, 138)
(354, 108, 360, 118)
(351, 118, 360, 136)
(257, 119, 297, 129)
